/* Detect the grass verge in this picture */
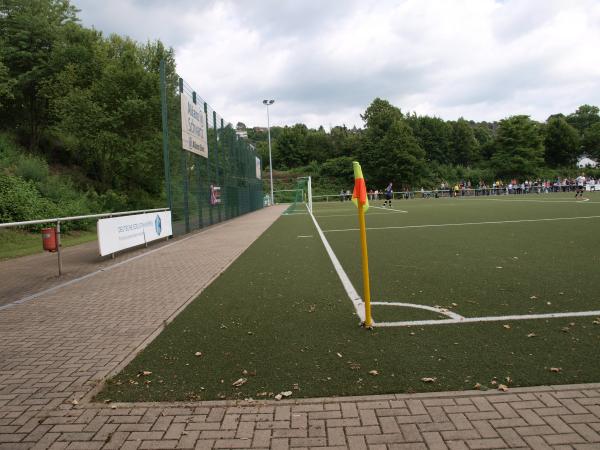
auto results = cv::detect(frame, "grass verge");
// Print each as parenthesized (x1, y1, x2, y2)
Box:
(0, 229, 97, 260)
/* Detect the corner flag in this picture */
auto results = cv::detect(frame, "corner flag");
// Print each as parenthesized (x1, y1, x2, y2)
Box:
(352, 161, 372, 328)
(352, 162, 369, 212)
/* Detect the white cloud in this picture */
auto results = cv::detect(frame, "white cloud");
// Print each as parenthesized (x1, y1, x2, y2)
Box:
(73, 0, 600, 128)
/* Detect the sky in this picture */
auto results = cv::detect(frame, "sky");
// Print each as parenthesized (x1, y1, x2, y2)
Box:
(72, 0, 600, 129)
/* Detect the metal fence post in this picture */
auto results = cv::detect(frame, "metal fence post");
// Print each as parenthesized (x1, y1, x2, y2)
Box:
(196, 154, 203, 229)
(159, 59, 172, 212)
(56, 220, 62, 276)
(180, 79, 190, 233)
(205, 102, 213, 226)
(213, 111, 221, 223)
(109, 214, 115, 259)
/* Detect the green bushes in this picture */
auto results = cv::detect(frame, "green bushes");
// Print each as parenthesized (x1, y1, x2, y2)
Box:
(0, 132, 165, 230)
(0, 174, 59, 225)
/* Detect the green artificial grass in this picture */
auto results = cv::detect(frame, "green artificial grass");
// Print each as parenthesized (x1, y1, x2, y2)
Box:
(0, 229, 97, 260)
(97, 193, 600, 403)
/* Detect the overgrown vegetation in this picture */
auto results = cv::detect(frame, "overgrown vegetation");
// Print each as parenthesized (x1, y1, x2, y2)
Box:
(0, 0, 173, 226)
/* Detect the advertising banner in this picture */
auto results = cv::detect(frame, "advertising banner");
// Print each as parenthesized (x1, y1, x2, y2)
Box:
(210, 185, 221, 205)
(256, 156, 261, 179)
(97, 211, 173, 256)
(181, 93, 208, 157)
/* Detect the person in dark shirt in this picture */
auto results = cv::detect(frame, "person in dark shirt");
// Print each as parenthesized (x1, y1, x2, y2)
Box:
(384, 182, 393, 207)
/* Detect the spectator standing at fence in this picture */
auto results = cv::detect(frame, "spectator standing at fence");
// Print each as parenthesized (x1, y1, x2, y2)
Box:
(383, 182, 393, 207)
(576, 174, 586, 199)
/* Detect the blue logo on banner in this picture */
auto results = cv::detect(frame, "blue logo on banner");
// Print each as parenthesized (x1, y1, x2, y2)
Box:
(155, 215, 162, 235)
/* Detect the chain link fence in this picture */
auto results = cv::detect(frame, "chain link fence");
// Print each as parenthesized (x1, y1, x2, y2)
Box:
(160, 61, 263, 236)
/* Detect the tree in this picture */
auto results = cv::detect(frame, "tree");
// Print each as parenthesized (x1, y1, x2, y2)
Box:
(304, 128, 333, 163)
(358, 99, 427, 187)
(543, 116, 580, 167)
(449, 118, 479, 166)
(329, 125, 359, 158)
(405, 114, 452, 164)
(0, 59, 16, 106)
(274, 124, 308, 169)
(582, 122, 600, 160)
(491, 115, 544, 179)
(472, 124, 495, 161)
(566, 104, 600, 135)
(0, 0, 79, 149)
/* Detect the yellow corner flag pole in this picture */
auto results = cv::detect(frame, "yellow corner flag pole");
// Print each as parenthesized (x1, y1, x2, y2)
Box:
(351, 161, 372, 329)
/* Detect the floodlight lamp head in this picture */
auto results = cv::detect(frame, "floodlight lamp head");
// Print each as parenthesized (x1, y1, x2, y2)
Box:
(263, 99, 274, 105)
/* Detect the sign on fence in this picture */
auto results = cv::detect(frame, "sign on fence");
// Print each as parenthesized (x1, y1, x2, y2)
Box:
(181, 92, 208, 157)
(256, 156, 261, 179)
(97, 211, 173, 256)
(210, 185, 221, 205)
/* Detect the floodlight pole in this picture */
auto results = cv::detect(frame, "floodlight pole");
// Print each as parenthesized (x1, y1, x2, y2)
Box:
(263, 99, 275, 205)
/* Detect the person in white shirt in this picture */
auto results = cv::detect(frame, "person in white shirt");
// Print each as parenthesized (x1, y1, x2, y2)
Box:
(575, 174, 586, 199)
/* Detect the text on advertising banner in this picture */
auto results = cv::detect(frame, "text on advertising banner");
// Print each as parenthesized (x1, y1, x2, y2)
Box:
(97, 211, 173, 256)
(181, 92, 208, 157)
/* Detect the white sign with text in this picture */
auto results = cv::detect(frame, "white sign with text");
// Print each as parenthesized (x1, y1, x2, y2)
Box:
(97, 211, 172, 256)
(256, 156, 261, 179)
(181, 93, 208, 157)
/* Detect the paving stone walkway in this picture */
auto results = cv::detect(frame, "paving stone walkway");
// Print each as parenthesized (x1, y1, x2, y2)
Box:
(1, 205, 599, 449)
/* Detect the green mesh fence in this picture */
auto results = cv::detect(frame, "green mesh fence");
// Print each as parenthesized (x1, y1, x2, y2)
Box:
(160, 61, 263, 236)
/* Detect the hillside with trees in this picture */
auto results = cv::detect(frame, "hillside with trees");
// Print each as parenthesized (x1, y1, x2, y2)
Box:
(246, 100, 600, 193)
(0, 0, 176, 226)
(2, 0, 600, 230)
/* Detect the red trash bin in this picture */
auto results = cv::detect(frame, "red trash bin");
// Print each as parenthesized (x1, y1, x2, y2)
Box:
(42, 227, 58, 252)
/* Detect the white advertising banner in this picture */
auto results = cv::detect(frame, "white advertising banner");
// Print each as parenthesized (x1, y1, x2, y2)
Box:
(181, 93, 208, 157)
(97, 211, 172, 256)
(255, 156, 261, 179)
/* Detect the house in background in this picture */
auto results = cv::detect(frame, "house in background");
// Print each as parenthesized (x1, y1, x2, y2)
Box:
(577, 156, 598, 168)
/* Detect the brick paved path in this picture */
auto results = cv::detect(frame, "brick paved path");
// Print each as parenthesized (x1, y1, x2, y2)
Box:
(1, 206, 599, 449)
(0, 232, 175, 306)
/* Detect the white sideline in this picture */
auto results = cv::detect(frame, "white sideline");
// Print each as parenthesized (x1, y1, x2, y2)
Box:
(323, 215, 600, 233)
(479, 198, 591, 204)
(314, 212, 406, 219)
(307, 205, 366, 323)
(376, 310, 600, 327)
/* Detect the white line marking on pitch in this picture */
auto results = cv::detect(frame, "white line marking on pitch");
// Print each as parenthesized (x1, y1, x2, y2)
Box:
(323, 215, 600, 233)
(370, 206, 408, 213)
(371, 302, 464, 320)
(376, 310, 600, 327)
(314, 212, 405, 218)
(297, 235, 313, 238)
(475, 198, 592, 204)
(307, 205, 365, 322)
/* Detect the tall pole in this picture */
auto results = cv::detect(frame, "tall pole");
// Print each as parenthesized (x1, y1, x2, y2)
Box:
(159, 59, 172, 212)
(263, 99, 275, 205)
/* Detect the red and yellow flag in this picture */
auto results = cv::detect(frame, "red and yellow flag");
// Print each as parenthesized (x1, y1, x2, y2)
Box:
(351, 161, 369, 212)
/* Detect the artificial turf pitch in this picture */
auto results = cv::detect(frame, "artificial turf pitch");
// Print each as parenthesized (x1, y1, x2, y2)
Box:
(97, 193, 600, 403)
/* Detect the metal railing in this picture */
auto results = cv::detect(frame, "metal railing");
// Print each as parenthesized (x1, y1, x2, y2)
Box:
(312, 185, 600, 202)
(0, 208, 169, 276)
